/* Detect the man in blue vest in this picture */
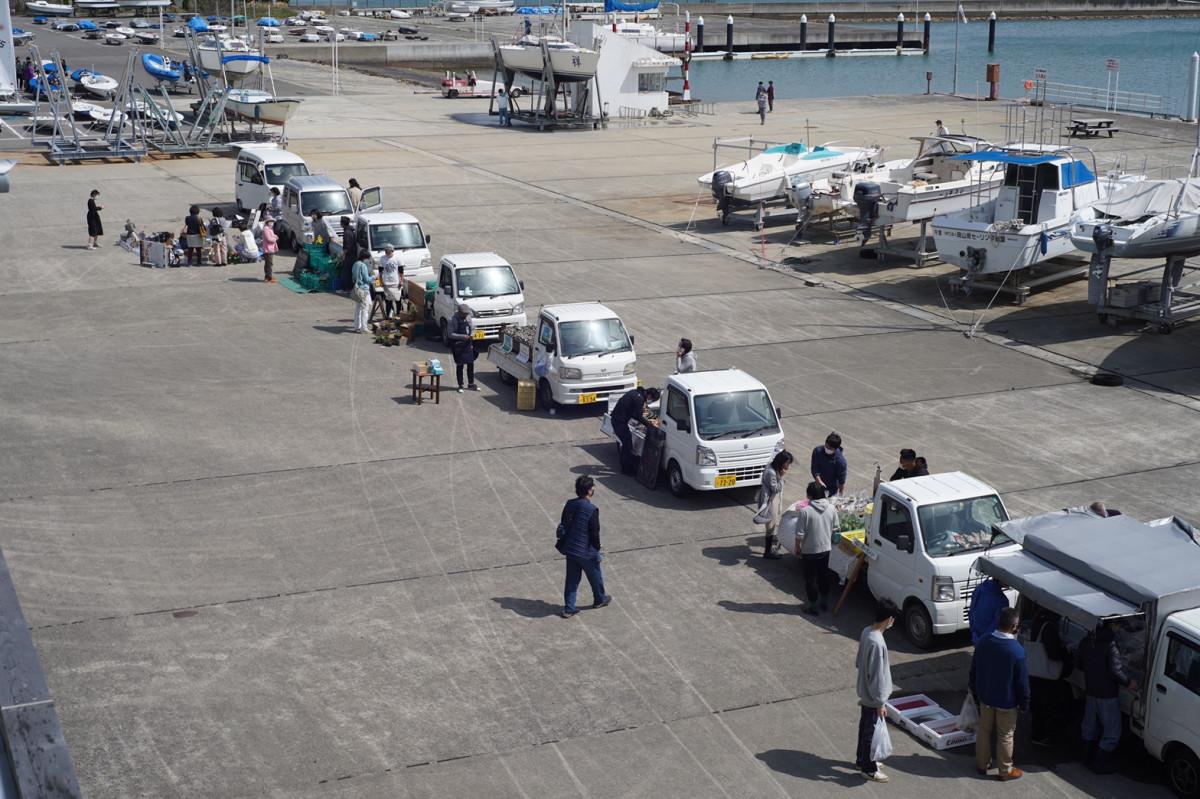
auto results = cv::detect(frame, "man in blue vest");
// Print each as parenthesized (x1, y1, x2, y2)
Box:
(557, 476, 611, 618)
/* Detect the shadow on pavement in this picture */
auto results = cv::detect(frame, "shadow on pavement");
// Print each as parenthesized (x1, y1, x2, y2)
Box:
(313, 324, 354, 335)
(491, 596, 561, 619)
(755, 749, 864, 786)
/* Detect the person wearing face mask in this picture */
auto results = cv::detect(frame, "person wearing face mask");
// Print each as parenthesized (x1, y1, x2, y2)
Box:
(86, 189, 104, 250)
(675, 338, 697, 373)
(811, 432, 848, 498)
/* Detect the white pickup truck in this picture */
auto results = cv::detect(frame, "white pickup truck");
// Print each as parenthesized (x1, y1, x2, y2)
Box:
(329, 210, 435, 286)
(857, 472, 1019, 648)
(602, 369, 785, 497)
(487, 303, 637, 410)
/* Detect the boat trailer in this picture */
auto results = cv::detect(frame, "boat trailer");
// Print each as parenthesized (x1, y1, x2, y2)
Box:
(1088, 227, 1200, 332)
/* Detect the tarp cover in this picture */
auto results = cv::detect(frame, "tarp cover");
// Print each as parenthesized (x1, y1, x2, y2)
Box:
(605, 0, 659, 11)
(1094, 177, 1200, 223)
(977, 549, 1138, 629)
(981, 512, 1200, 630)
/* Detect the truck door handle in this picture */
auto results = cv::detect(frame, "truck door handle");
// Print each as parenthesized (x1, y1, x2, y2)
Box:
(873, 539, 882, 547)
(1156, 684, 1167, 695)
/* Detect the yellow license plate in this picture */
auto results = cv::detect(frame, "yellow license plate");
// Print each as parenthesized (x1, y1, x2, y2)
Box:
(714, 474, 737, 488)
(472, 330, 486, 340)
(578, 392, 597, 404)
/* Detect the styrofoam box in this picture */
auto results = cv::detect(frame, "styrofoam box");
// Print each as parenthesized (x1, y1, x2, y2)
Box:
(885, 694, 976, 751)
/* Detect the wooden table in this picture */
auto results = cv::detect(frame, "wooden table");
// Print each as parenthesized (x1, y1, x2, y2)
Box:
(1067, 118, 1120, 138)
(411, 371, 440, 405)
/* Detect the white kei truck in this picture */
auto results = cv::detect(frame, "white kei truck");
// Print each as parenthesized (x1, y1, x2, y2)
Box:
(601, 369, 786, 497)
(978, 511, 1200, 799)
(853, 472, 1020, 649)
(432, 253, 527, 344)
(487, 303, 637, 410)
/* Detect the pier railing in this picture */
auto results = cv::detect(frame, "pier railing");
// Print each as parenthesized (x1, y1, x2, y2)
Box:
(1034, 80, 1166, 117)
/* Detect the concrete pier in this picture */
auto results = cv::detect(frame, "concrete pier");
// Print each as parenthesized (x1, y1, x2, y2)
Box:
(2, 25, 1199, 799)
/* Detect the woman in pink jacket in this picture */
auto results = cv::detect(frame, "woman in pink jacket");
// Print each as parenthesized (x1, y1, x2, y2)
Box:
(261, 219, 278, 283)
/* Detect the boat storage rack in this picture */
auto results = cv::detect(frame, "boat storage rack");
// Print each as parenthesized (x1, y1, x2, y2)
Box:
(488, 38, 606, 132)
(708, 137, 803, 230)
(1089, 254, 1200, 333)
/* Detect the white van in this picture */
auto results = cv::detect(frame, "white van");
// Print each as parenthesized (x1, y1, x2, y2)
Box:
(603, 369, 785, 497)
(234, 146, 310, 213)
(861, 472, 1019, 648)
(433, 253, 527, 342)
(276, 176, 381, 251)
(352, 211, 434, 286)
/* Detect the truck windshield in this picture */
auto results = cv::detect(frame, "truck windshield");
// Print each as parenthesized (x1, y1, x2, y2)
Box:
(265, 163, 309, 185)
(917, 496, 1010, 558)
(558, 319, 631, 357)
(694, 390, 779, 440)
(369, 223, 425, 251)
(300, 190, 352, 216)
(456, 266, 520, 297)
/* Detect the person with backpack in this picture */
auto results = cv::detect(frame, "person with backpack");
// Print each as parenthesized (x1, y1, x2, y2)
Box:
(556, 475, 611, 618)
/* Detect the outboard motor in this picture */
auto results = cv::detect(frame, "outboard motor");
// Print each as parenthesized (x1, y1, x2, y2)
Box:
(790, 180, 814, 238)
(1088, 224, 1115, 306)
(711, 170, 734, 223)
(963, 246, 987, 273)
(853, 181, 882, 243)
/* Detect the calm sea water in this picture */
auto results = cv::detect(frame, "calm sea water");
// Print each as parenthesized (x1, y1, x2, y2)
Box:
(679, 18, 1200, 115)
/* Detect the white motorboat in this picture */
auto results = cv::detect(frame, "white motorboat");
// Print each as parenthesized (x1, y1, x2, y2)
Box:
(102, 32, 126, 45)
(223, 88, 302, 126)
(610, 19, 686, 52)
(116, 0, 170, 7)
(298, 32, 320, 42)
(25, 1, 74, 16)
(699, 142, 884, 216)
(71, 99, 104, 118)
(389, 8, 412, 18)
(114, 26, 136, 36)
(1072, 178, 1200, 259)
(498, 35, 599, 82)
(931, 149, 1144, 282)
(0, 96, 37, 115)
(197, 36, 264, 79)
(75, 0, 121, 9)
(79, 72, 119, 96)
(133, 31, 159, 44)
(88, 106, 131, 127)
(313, 24, 334, 33)
(448, 0, 514, 12)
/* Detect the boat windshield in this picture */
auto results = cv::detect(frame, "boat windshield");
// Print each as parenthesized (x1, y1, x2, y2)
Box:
(917, 495, 1010, 558)
(300, 190, 351, 216)
(455, 266, 520, 298)
(558, 318, 631, 358)
(368, 222, 425, 251)
(265, 163, 308, 185)
(694, 390, 779, 441)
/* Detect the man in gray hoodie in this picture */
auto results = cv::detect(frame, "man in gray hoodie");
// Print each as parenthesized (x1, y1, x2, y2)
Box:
(798, 481, 839, 615)
(855, 599, 899, 783)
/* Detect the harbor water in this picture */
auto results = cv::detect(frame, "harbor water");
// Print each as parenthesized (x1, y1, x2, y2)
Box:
(680, 17, 1200, 116)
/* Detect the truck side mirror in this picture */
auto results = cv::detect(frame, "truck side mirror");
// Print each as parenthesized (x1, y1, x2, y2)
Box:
(775, 406, 782, 418)
(425, 234, 431, 244)
(895, 533, 913, 553)
(519, 280, 524, 290)
(629, 335, 636, 346)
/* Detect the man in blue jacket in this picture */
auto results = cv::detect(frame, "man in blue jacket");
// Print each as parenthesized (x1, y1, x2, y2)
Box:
(970, 607, 1030, 781)
(557, 476, 611, 618)
(810, 432, 847, 497)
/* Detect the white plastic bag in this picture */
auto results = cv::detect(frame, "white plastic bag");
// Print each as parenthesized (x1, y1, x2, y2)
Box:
(958, 693, 979, 732)
(870, 717, 893, 762)
(777, 510, 800, 554)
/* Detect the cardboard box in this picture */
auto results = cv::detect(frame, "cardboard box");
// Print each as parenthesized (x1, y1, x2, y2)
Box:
(412, 360, 430, 375)
(885, 694, 975, 750)
(516, 379, 537, 411)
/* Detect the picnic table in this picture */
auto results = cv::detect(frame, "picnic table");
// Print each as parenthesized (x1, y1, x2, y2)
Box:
(1067, 117, 1120, 138)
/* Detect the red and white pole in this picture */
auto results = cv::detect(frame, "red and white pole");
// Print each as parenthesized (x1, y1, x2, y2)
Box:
(683, 10, 692, 101)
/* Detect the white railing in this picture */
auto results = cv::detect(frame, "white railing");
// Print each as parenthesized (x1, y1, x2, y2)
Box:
(1035, 79, 1166, 117)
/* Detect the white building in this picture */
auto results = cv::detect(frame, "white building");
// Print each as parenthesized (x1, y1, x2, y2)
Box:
(568, 21, 680, 119)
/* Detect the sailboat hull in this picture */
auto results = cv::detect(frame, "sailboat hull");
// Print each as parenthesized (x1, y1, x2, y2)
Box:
(224, 91, 302, 125)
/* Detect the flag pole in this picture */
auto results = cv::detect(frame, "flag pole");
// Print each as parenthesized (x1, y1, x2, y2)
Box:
(953, 6, 960, 95)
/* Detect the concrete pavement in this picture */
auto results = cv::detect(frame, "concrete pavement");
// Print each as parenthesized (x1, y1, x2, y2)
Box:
(0, 59, 1196, 797)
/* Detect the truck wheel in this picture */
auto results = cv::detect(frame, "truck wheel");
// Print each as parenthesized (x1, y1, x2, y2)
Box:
(498, 368, 515, 386)
(903, 601, 934, 650)
(1168, 745, 1200, 799)
(538, 379, 557, 411)
(667, 461, 689, 497)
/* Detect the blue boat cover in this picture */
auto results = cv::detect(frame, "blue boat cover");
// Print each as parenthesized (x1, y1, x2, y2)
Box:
(605, 0, 659, 11)
(188, 16, 210, 32)
(222, 54, 270, 64)
(143, 54, 181, 81)
(1061, 160, 1096, 188)
(764, 143, 806, 155)
(256, 17, 280, 26)
(950, 151, 1062, 165)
